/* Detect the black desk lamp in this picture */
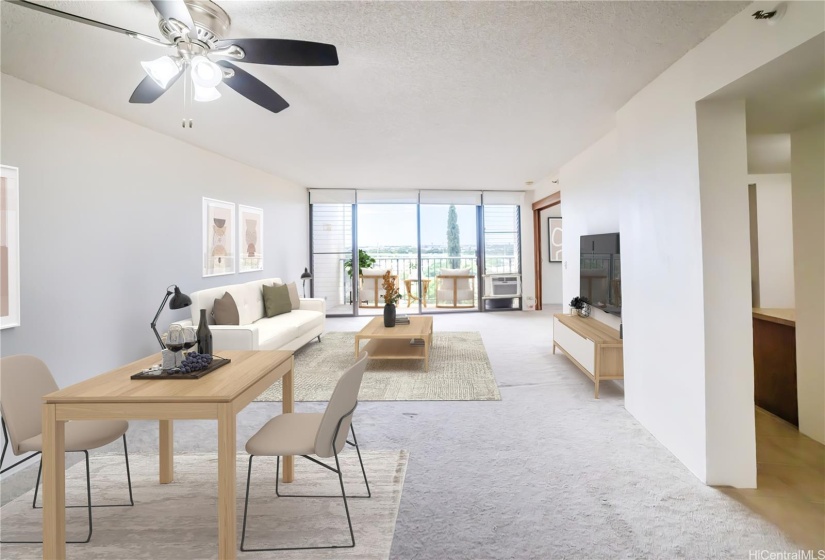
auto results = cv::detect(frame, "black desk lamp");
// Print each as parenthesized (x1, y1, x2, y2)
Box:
(300, 267, 312, 298)
(150, 285, 192, 349)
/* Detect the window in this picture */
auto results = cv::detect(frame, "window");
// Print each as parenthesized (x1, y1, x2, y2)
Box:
(483, 205, 521, 274)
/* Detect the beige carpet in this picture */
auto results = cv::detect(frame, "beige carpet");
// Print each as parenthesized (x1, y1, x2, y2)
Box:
(256, 331, 501, 402)
(0, 450, 408, 560)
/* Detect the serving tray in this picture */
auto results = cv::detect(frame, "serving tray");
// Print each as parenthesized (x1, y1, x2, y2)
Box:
(131, 357, 231, 380)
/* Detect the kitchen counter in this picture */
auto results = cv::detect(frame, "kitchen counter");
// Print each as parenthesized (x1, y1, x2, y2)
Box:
(752, 308, 797, 426)
(753, 308, 795, 327)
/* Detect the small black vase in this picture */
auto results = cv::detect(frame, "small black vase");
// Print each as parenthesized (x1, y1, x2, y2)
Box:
(196, 308, 213, 355)
(383, 303, 396, 327)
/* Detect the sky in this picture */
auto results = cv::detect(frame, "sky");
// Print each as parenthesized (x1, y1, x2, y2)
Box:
(358, 204, 477, 249)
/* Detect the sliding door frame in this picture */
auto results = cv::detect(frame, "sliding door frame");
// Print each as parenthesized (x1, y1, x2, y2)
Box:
(531, 190, 561, 311)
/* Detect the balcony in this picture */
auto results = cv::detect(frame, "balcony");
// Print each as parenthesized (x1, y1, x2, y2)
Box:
(323, 253, 519, 315)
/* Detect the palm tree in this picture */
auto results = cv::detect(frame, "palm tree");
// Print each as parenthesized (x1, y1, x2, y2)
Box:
(447, 205, 460, 268)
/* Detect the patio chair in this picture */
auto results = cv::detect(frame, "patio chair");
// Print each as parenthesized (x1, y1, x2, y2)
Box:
(358, 269, 397, 308)
(435, 268, 475, 308)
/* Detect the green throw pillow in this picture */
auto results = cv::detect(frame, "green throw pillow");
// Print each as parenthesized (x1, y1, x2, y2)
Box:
(262, 284, 292, 318)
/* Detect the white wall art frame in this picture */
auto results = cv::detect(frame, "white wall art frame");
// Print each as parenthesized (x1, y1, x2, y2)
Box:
(1, 165, 21, 329)
(548, 217, 563, 262)
(238, 205, 264, 273)
(203, 197, 236, 277)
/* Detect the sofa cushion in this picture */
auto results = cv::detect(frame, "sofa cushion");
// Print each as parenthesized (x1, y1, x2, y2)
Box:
(188, 278, 283, 325)
(286, 282, 300, 310)
(241, 280, 268, 324)
(278, 310, 324, 338)
(211, 292, 240, 325)
(263, 284, 292, 318)
(254, 310, 324, 350)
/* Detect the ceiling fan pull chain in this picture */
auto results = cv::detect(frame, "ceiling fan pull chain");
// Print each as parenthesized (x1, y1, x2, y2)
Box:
(181, 62, 187, 128)
(188, 65, 194, 128)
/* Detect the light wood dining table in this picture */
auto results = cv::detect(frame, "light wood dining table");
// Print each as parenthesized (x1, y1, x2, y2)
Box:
(40, 350, 294, 560)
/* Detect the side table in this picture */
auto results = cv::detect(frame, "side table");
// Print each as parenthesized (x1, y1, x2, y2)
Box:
(404, 278, 432, 308)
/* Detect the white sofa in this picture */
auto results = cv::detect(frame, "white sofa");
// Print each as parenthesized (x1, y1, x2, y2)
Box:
(173, 277, 325, 352)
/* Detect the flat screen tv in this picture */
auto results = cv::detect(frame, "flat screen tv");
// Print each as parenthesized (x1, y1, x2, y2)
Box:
(580, 233, 621, 316)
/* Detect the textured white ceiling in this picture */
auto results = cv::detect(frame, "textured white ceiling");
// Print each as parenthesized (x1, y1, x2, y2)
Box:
(1, 1, 747, 189)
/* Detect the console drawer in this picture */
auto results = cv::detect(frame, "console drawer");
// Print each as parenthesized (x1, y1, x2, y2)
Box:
(553, 317, 595, 373)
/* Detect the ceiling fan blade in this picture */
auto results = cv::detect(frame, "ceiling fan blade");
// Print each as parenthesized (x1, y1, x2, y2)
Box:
(5, 0, 169, 44)
(129, 72, 183, 104)
(150, 0, 195, 36)
(215, 38, 339, 66)
(217, 61, 290, 114)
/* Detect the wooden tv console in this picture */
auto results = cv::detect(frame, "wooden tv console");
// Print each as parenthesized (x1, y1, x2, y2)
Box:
(553, 313, 623, 398)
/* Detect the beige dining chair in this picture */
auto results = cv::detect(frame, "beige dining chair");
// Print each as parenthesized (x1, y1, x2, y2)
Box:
(240, 352, 371, 552)
(0, 355, 134, 544)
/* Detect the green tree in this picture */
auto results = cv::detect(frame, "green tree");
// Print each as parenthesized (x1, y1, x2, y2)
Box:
(447, 205, 460, 268)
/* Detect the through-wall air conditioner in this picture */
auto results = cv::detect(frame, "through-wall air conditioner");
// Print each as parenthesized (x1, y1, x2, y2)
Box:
(485, 274, 522, 297)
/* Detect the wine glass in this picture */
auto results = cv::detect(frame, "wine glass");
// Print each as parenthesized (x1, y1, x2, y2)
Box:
(166, 325, 185, 368)
(182, 326, 197, 354)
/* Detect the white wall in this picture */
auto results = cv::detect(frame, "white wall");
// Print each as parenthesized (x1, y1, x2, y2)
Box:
(696, 99, 756, 487)
(0, 75, 308, 392)
(750, 174, 795, 308)
(543, 3, 824, 485)
(559, 130, 622, 331)
(539, 204, 563, 304)
(747, 133, 791, 174)
(791, 123, 825, 444)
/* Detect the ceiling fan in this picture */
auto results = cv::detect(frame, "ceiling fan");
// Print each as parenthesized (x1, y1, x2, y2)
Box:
(6, 0, 339, 119)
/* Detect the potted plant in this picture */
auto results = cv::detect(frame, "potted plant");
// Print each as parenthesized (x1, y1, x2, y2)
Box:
(344, 249, 375, 278)
(569, 296, 591, 318)
(382, 270, 402, 327)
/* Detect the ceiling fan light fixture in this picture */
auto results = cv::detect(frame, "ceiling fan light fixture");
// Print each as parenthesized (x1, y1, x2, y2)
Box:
(141, 56, 182, 89)
(191, 56, 223, 88)
(193, 83, 221, 102)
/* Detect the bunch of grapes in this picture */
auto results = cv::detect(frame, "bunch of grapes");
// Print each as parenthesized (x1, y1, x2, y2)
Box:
(180, 352, 213, 373)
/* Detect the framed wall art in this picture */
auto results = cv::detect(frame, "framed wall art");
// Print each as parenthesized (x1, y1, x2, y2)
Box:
(203, 197, 235, 277)
(238, 205, 263, 273)
(1, 165, 20, 329)
(548, 217, 563, 263)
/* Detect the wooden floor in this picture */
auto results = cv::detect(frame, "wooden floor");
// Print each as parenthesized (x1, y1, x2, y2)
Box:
(721, 408, 825, 551)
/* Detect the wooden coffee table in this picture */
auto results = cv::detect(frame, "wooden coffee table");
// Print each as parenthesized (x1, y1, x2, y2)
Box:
(355, 316, 434, 371)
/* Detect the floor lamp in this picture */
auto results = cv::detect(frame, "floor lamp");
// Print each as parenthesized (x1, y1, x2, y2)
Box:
(301, 268, 312, 298)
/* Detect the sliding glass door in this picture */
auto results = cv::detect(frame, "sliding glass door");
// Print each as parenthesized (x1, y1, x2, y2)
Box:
(356, 199, 419, 315)
(419, 203, 479, 311)
(309, 190, 522, 317)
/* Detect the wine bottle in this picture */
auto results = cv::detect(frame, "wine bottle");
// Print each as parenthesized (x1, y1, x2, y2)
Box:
(196, 309, 213, 356)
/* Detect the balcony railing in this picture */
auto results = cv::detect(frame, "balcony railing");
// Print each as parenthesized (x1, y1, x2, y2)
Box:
(336, 254, 518, 304)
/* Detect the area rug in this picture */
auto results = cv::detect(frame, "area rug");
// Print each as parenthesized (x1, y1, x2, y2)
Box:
(256, 331, 501, 402)
(0, 450, 408, 560)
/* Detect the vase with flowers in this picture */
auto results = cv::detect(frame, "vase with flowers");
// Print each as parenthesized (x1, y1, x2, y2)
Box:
(569, 296, 591, 318)
(382, 270, 402, 327)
